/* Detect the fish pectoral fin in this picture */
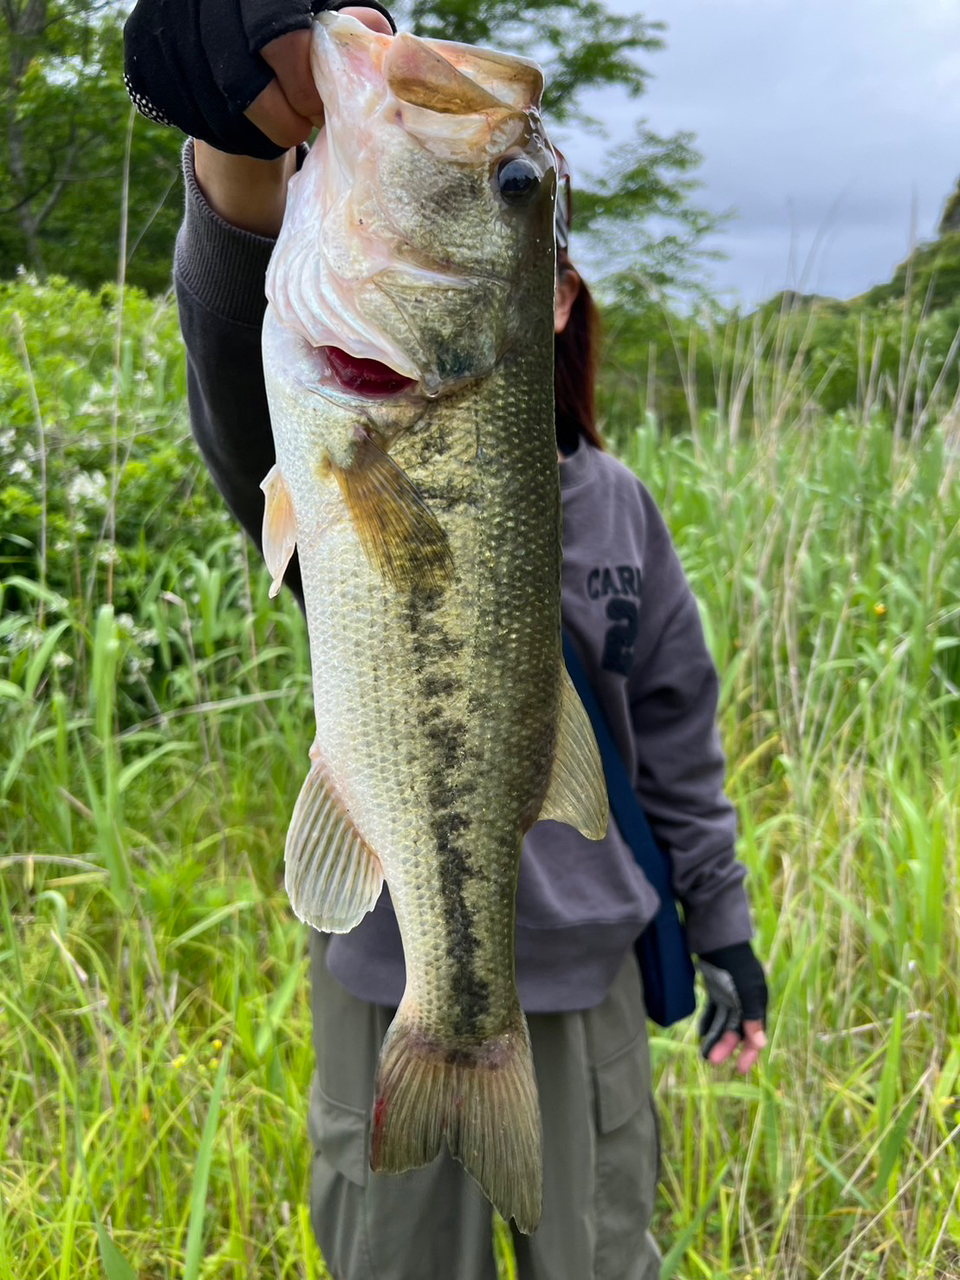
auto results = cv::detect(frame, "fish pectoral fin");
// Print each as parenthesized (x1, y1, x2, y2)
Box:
(260, 463, 297, 598)
(285, 761, 384, 932)
(333, 433, 453, 593)
(536, 668, 609, 840)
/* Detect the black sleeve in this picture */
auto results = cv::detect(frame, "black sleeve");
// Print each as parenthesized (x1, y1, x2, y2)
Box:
(173, 139, 303, 601)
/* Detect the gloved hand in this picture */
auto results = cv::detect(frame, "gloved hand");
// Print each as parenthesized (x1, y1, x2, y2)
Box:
(123, 0, 396, 160)
(698, 941, 768, 1074)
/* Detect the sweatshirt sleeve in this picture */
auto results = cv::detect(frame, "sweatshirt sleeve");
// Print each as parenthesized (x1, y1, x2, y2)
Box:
(627, 499, 753, 955)
(173, 140, 303, 599)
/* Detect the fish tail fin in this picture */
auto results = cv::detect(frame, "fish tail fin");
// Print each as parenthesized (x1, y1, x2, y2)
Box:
(370, 1002, 543, 1233)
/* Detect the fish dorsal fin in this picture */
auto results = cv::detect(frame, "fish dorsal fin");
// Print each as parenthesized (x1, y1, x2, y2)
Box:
(387, 33, 503, 114)
(536, 667, 608, 840)
(260, 463, 297, 598)
(332, 433, 453, 593)
(285, 758, 384, 932)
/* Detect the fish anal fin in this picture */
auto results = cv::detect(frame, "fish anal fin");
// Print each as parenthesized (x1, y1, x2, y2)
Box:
(536, 667, 609, 840)
(285, 759, 384, 932)
(371, 1002, 543, 1234)
(333, 433, 453, 593)
(260, 463, 297, 598)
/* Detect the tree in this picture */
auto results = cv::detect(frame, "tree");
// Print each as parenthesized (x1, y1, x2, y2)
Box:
(0, 0, 100, 273)
(0, 0, 718, 295)
(0, 0, 183, 291)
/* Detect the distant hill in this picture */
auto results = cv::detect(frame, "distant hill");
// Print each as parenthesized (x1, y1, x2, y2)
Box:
(938, 177, 960, 236)
(859, 230, 960, 312)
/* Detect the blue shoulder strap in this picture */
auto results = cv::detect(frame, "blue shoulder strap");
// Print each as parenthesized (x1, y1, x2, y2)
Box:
(563, 630, 697, 1026)
(561, 631, 672, 904)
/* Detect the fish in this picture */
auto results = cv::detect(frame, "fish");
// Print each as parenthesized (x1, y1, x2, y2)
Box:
(259, 12, 608, 1234)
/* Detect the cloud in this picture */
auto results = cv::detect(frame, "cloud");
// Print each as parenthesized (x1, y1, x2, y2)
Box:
(565, 0, 960, 304)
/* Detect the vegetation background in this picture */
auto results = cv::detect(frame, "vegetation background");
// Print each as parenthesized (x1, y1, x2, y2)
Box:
(2, 1, 960, 1277)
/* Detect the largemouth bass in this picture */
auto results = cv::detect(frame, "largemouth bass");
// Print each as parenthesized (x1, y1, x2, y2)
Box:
(260, 12, 607, 1233)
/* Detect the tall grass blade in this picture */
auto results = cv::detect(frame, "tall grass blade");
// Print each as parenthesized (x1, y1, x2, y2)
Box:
(182, 1047, 232, 1280)
(75, 1126, 137, 1280)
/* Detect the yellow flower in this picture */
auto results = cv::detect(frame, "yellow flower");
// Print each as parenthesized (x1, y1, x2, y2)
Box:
(212, 1038, 223, 1051)
(874, 602, 887, 616)
(210, 1057, 219, 1070)
(172, 1054, 186, 1070)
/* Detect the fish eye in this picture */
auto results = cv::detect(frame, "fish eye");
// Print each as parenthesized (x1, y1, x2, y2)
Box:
(496, 156, 541, 204)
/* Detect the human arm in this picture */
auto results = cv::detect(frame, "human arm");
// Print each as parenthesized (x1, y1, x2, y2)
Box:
(173, 140, 302, 595)
(626, 499, 767, 1070)
(129, 3, 393, 584)
(193, 147, 297, 237)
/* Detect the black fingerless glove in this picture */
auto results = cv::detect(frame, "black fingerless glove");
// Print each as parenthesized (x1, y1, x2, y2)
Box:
(697, 941, 768, 1059)
(123, 0, 396, 160)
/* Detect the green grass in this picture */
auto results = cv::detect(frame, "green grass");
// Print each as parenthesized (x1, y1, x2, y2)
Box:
(2, 281, 960, 1277)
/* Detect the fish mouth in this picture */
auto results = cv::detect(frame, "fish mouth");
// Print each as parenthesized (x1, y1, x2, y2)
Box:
(323, 346, 417, 398)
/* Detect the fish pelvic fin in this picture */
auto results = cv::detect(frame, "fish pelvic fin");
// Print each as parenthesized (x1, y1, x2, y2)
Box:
(370, 1002, 543, 1234)
(285, 760, 384, 932)
(536, 667, 609, 840)
(333, 433, 454, 594)
(260, 463, 297, 598)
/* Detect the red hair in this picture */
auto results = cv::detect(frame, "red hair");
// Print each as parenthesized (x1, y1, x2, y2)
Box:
(554, 252, 604, 453)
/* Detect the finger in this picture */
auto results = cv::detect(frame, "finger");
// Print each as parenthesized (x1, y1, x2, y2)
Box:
(735, 1022, 767, 1075)
(244, 78, 314, 150)
(707, 1029, 741, 1065)
(261, 29, 325, 124)
(338, 5, 394, 34)
(742, 1019, 767, 1050)
(736, 1041, 763, 1074)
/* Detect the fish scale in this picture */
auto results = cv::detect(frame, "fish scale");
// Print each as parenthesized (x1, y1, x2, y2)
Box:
(258, 12, 608, 1233)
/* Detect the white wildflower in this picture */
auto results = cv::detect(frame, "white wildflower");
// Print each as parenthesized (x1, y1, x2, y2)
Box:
(67, 470, 108, 508)
(9, 458, 32, 481)
(7, 625, 41, 655)
(53, 651, 73, 669)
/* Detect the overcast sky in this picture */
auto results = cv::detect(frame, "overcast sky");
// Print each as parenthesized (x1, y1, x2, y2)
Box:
(566, 0, 960, 306)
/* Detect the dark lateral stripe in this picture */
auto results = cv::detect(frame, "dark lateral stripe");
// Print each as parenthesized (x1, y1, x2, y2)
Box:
(406, 590, 490, 1038)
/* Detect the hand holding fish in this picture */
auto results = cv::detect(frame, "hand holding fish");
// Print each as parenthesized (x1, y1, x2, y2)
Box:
(123, 0, 395, 159)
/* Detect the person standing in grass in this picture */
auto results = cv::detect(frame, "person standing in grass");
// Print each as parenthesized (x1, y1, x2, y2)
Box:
(124, 3, 768, 1276)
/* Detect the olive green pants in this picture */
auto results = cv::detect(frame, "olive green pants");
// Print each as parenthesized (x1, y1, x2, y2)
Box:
(308, 934, 662, 1280)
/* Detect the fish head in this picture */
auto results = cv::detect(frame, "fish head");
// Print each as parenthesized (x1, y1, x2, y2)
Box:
(265, 13, 558, 403)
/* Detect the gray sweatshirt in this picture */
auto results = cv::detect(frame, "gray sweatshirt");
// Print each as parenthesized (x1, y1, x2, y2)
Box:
(174, 142, 753, 1014)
